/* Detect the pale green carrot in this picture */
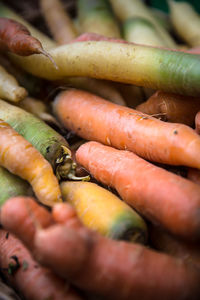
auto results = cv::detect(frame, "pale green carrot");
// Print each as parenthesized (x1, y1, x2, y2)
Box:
(78, 0, 121, 38)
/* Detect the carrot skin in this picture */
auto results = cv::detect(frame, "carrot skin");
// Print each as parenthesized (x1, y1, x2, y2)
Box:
(2, 198, 200, 300)
(136, 90, 200, 126)
(53, 89, 200, 169)
(0, 17, 46, 56)
(0, 119, 62, 206)
(76, 141, 200, 240)
(0, 229, 81, 300)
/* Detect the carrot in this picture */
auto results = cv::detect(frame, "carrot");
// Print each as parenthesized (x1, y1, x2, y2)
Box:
(123, 17, 167, 47)
(0, 277, 21, 300)
(54, 89, 200, 169)
(77, 0, 121, 38)
(2, 198, 200, 300)
(110, 0, 176, 48)
(0, 167, 32, 207)
(195, 111, 200, 134)
(0, 119, 62, 206)
(76, 141, 200, 240)
(0, 99, 85, 181)
(0, 17, 57, 68)
(0, 229, 81, 300)
(0, 64, 27, 102)
(60, 181, 147, 243)
(40, 0, 77, 44)
(149, 224, 200, 270)
(136, 90, 200, 126)
(169, 0, 200, 47)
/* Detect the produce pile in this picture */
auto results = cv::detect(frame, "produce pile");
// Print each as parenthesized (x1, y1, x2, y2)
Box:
(1, 0, 200, 299)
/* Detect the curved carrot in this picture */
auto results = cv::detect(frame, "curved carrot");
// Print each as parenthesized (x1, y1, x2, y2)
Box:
(0, 119, 62, 206)
(76, 141, 200, 240)
(0, 17, 57, 67)
(0, 229, 81, 300)
(136, 90, 200, 126)
(2, 198, 199, 300)
(0, 99, 85, 181)
(53, 89, 200, 169)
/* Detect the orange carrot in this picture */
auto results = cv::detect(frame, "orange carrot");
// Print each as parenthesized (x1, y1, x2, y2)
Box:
(195, 111, 200, 134)
(2, 198, 200, 300)
(53, 89, 200, 169)
(76, 141, 200, 241)
(0, 229, 81, 300)
(149, 224, 200, 269)
(0, 17, 56, 66)
(0, 119, 62, 206)
(136, 90, 200, 126)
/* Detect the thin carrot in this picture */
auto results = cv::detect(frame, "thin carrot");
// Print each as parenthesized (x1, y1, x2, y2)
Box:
(40, 0, 77, 44)
(136, 90, 200, 126)
(53, 89, 200, 169)
(2, 198, 200, 300)
(76, 141, 200, 240)
(0, 119, 62, 206)
(0, 229, 81, 300)
(0, 64, 27, 102)
(0, 17, 57, 68)
(0, 99, 85, 181)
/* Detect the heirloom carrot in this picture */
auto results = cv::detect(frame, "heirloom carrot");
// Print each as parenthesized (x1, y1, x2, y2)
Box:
(76, 141, 200, 240)
(136, 90, 200, 126)
(0, 167, 32, 207)
(0, 64, 27, 102)
(0, 229, 81, 300)
(0, 17, 56, 67)
(0, 99, 83, 181)
(54, 89, 200, 169)
(60, 181, 147, 243)
(2, 198, 200, 300)
(77, 0, 121, 38)
(0, 119, 62, 206)
(40, 0, 77, 44)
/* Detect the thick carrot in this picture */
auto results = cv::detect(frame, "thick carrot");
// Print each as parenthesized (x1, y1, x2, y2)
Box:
(0, 64, 27, 102)
(0, 229, 81, 300)
(149, 224, 200, 269)
(60, 181, 147, 243)
(77, 0, 121, 38)
(0, 167, 32, 207)
(0, 17, 57, 68)
(0, 99, 84, 181)
(136, 90, 200, 126)
(54, 89, 200, 169)
(40, 0, 77, 45)
(76, 141, 200, 240)
(2, 198, 199, 300)
(0, 119, 62, 206)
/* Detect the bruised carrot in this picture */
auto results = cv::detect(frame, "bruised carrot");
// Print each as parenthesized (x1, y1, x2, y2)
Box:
(60, 181, 147, 243)
(76, 141, 200, 240)
(0, 229, 81, 300)
(0, 167, 32, 207)
(54, 89, 200, 169)
(40, 0, 77, 45)
(149, 224, 200, 269)
(0, 99, 85, 181)
(0, 119, 62, 206)
(136, 90, 200, 126)
(0, 64, 27, 102)
(2, 198, 200, 300)
(0, 17, 57, 68)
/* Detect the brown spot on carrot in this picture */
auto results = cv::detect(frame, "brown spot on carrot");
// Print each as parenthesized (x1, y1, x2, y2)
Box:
(78, 127, 81, 131)
(5, 232, 9, 239)
(174, 130, 178, 135)
(8, 255, 20, 275)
